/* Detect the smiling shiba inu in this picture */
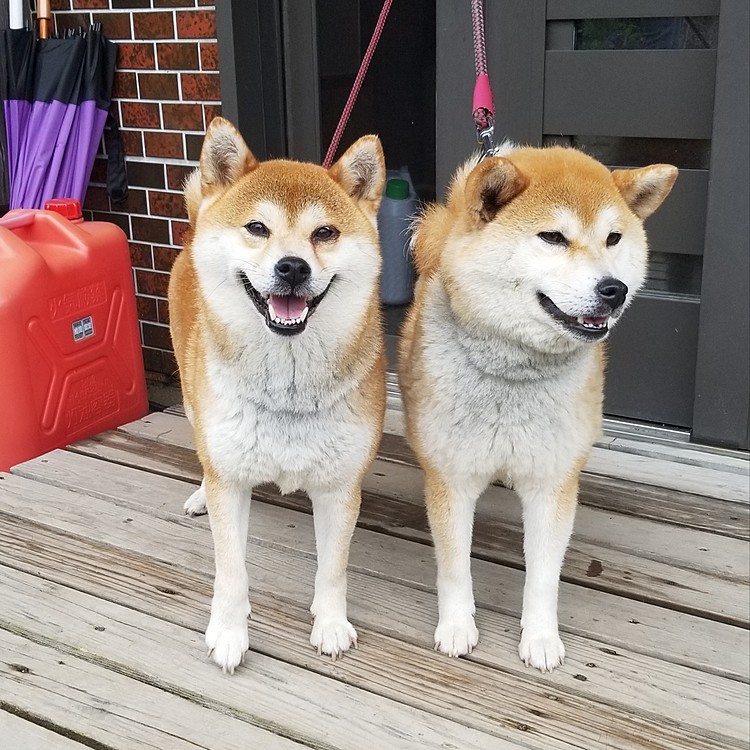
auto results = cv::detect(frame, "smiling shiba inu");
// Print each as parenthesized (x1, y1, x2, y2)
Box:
(399, 146, 677, 671)
(168, 118, 386, 673)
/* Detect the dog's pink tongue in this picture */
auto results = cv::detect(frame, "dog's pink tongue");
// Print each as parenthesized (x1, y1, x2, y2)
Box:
(270, 294, 307, 319)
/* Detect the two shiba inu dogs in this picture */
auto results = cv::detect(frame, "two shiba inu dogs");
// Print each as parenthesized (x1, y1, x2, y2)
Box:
(170, 117, 676, 674)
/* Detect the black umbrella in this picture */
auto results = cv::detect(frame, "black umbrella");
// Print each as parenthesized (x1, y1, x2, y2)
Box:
(0, 10, 126, 210)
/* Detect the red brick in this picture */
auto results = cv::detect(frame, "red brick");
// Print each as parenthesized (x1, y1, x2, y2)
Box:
(138, 73, 180, 100)
(117, 42, 155, 70)
(157, 299, 170, 325)
(93, 12, 131, 39)
(136, 296, 158, 322)
(121, 129, 144, 157)
(133, 11, 174, 40)
(181, 73, 221, 102)
(112, 0, 150, 8)
(144, 132, 184, 159)
(149, 191, 187, 219)
(162, 103, 203, 131)
(73, 0, 107, 8)
(129, 242, 153, 268)
(141, 348, 178, 377)
(154, 246, 179, 272)
(91, 211, 130, 234)
(111, 188, 148, 215)
(121, 102, 160, 129)
(90, 158, 108, 184)
(55, 13, 92, 36)
(154, 0, 192, 6)
(51, 0, 72, 10)
(185, 134, 203, 161)
(136, 270, 171, 296)
(128, 162, 165, 189)
(142, 322, 172, 350)
(133, 217, 171, 245)
(199, 42, 219, 71)
(113, 72, 138, 99)
(83, 185, 109, 212)
(177, 10, 216, 39)
(166, 164, 194, 191)
(204, 104, 222, 126)
(171, 221, 189, 247)
(157, 42, 200, 71)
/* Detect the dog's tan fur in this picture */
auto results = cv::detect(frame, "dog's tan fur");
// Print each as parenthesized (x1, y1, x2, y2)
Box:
(169, 118, 386, 673)
(399, 146, 676, 670)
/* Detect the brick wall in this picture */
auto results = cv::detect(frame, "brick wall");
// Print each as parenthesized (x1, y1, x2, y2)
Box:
(50, 0, 219, 382)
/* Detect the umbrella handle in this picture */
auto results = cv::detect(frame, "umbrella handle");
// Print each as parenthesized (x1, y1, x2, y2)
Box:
(38, 0, 52, 39)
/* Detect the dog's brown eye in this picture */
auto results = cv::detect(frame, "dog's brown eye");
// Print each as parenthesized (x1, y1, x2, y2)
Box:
(606, 232, 622, 247)
(245, 221, 269, 238)
(312, 226, 339, 242)
(538, 231, 568, 246)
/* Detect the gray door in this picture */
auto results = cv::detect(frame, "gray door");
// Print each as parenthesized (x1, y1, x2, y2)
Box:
(438, 0, 748, 448)
(217, 0, 748, 449)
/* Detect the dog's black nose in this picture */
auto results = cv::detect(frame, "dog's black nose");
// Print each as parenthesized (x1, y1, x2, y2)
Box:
(596, 277, 628, 310)
(274, 256, 311, 288)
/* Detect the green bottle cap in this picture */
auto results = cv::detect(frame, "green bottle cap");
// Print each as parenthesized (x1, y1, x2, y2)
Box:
(385, 178, 410, 200)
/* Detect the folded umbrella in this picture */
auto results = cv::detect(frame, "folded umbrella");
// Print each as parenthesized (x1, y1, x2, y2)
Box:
(0, 22, 126, 210)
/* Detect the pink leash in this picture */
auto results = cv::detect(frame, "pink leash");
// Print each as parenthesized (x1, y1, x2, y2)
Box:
(322, 0, 394, 169)
(470, 0, 500, 156)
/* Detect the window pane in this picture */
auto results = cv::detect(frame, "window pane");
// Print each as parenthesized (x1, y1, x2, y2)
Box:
(574, 17, 718, 51)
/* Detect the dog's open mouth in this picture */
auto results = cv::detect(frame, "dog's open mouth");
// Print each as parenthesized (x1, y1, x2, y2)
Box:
(239, 272, 335, 336)
(537, 293, 611, 341)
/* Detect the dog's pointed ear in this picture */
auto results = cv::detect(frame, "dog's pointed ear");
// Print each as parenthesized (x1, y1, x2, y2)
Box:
(186, 118, 258, 224)
(200, 117, 258, 198)
(465, 157, 528, 224)
(611, 164, 678, 220)
(328, 135, 385, 217)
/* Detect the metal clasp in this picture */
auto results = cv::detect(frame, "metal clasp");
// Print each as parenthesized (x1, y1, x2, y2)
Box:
(476, 113, 501, 159)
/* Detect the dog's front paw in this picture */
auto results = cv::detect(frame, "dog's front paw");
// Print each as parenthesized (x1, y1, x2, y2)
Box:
(310, 617, 357, 660)
(184, 485, 207, 516)
(519, 628, 565, 672)
(206, 620, 249, 674)
(434, 615, 479, 657)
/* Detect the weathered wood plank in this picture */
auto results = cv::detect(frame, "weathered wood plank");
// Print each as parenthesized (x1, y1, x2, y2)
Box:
(0, 710, 88, 750)
(0, 630, 303, 750)
(120, 411, 750, 539)
(0, 533, 743, 750)
(65, 429, 750, 626)
(375, 430, 750, 539)
(9, 453, 748, 680)
(3, 459, 749, 692)
(0, 566, 502, 750)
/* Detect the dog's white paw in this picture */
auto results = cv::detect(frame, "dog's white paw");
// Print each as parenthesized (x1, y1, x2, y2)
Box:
(434, 615, 479, 657)
(519, 629, 565, 672)
(184, 486, 207, 516)
(205, 619, 249, 675)
(310, 617, 357, 660)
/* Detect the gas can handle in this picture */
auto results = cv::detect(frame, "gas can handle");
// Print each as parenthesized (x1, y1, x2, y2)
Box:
(0, 210, 37, 230)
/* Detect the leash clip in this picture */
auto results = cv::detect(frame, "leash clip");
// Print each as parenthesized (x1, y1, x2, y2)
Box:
(475, 111, 501, 159)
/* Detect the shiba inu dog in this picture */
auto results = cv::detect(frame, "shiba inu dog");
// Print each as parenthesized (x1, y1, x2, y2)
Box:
(399, 146, 676, 671)
(168, 118, 386, 673)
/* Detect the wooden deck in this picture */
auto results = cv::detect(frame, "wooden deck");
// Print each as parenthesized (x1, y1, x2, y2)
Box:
(1, 408, 748, 749)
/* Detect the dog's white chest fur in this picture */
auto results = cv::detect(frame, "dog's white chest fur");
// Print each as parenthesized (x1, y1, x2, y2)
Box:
(415, 283, 599, 488)
(200, 339, 375, 494)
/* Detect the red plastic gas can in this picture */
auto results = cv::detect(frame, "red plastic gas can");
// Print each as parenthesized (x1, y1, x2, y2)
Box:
(0, 205, 148, 471)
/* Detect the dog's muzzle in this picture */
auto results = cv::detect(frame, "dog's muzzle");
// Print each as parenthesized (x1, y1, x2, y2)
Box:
(239, 270, 335, 336)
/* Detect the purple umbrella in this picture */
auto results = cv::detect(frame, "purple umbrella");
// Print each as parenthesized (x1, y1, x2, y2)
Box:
(0, 23, 126, 211)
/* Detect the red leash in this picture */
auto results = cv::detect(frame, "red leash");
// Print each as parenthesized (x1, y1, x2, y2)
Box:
(322, 0, 394, 168)
(470, 0, 500, 156)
